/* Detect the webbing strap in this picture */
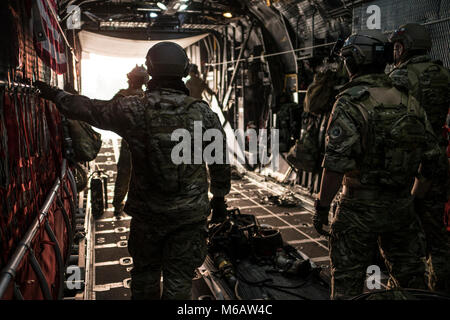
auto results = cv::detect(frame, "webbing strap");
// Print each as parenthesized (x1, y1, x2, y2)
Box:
(182, 96, 202, 109)
(352, 101, 370, 151)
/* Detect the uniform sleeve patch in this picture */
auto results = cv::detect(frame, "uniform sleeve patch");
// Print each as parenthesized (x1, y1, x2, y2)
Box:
(329, 125, 343, 139)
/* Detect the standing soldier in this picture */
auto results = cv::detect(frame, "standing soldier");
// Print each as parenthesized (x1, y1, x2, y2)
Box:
(388, 23, 450, 293)
(185, 64, 214, 100)
(313, 30, 442, 299)
(274, 92, 301, 153)
(35, 42, 231, 300)
(112, 65, 148, 218)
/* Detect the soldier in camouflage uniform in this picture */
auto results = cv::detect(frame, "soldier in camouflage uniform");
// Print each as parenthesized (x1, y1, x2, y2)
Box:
(388, 23, 450, 293)
(312, 30, 443, 299)
(112, 65, 148, 218)
(185, 64, 214, 100)
(35, 42, 231, 299)
(274, 92, 301, 153)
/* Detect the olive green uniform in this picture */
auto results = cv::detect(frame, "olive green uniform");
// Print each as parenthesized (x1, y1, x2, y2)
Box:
(112, 88, 145, 214)
(54, 88, 231, 299)
(389, 55, 450, 292)
(323, 74, 442, 299)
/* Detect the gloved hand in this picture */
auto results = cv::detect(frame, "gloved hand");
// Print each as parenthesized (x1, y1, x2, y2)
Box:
(313, 199, 330, 236)
(35, 80, 60, 101)
(210, 196, 228, 223)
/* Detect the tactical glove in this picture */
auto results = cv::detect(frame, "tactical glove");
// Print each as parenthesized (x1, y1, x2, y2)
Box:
(35, 80, 60, 101)
(313, 199, 330, 236)
(210, 196, 228, 223)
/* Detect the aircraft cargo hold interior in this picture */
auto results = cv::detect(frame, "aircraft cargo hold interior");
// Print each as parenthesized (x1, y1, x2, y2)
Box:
(0, 0, 450, 307)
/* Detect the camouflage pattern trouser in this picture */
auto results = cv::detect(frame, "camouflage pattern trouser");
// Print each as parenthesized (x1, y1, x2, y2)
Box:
(113, 140, 132, 211)
(329, 197, 428, 300)
(127, 217, 208, 300)
(420, 181, 450, 294)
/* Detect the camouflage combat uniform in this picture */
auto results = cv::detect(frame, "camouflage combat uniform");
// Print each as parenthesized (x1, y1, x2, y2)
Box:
(111, 88, 145, 214)
(323, 73, 442, 299)
(54, 87, 231, 299)
(389, 55, 450, 292)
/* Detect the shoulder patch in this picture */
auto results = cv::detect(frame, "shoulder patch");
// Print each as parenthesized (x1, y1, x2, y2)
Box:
(329, 124, 343, 140)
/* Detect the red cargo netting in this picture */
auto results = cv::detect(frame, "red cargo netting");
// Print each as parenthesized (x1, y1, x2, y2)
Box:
(0, 87, 75, 300)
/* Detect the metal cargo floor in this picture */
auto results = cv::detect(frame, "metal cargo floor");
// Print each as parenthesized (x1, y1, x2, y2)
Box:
(84, 138, 335, 300)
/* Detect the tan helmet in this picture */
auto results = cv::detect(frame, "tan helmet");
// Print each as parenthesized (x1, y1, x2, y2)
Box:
(127, 65, 149, 83)
(389, 23, 431, 52)
(340, 29, 390, 67)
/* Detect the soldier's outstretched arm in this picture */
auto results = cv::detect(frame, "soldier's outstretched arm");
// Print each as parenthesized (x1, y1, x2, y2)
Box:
(35, 81, 136, 136)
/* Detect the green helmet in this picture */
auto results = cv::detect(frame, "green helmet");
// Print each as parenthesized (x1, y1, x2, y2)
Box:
(340, 30, 390, 67)
(127, 65, 149, 83)
(389, 23, 431, 52)
(145, 42, 189, 78)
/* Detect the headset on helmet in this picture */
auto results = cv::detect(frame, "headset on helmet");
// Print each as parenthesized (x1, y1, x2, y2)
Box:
(340, 30, 393, 74)
(145, 42, 190, 78)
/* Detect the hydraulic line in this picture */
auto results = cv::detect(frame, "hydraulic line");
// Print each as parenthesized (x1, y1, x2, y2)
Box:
(28, 248, 52, 300)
